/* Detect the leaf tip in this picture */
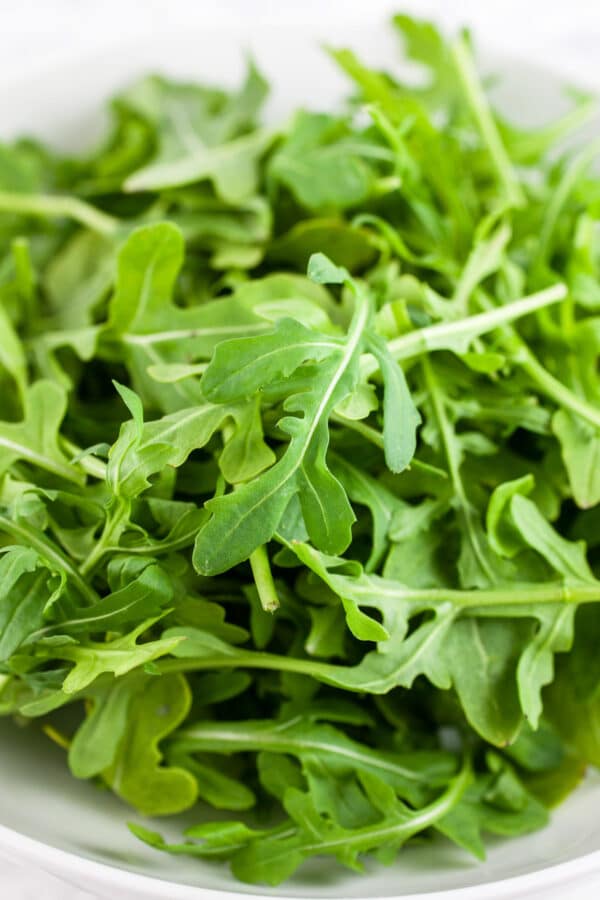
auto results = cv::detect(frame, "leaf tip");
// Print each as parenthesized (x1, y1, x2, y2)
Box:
(307, 252, 348, 285)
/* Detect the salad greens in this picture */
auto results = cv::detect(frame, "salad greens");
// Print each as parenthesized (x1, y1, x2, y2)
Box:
(1, 11, 600, 886)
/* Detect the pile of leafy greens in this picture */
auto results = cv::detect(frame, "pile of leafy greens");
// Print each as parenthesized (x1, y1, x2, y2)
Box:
(1, 12, 600, 886)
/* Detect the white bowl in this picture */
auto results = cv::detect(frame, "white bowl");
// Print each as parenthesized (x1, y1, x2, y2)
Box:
(1, 18, 600, 900)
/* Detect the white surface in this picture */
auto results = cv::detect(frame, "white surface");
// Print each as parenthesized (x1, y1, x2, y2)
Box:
(2, 0, 600, 84)
(1, 2, 600, 898)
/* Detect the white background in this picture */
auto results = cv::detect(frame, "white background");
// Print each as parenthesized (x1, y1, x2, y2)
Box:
(2, 1, 600, 897)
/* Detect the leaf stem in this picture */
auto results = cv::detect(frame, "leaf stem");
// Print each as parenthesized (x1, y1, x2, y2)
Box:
(451, 33, 524, 207)
(331, 413, 447, 479)
(79, 500, 130, 577)
(0, 434, 84, 484)
(60, 437, 108, 480)
(301, 755, 472, 855)
(513, 341, 600, 430)
(360, 282, 566, 378)
(0, 191, 120, 237)
(534, 138, 600, 268)
(0, 513, 98, 604)
(249, 545, 280, 612)
(11, 237, 37, 322)
(172, 719, 439, 784)
(421, 357, 495, 583)
(158, 577, 600, 680)
(475, 293, 600, 431)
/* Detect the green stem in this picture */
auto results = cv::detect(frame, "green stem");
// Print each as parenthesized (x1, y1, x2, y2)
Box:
(11, 237, 37, 321)
(361, 282, 566, 378)
(510, 96, 597, 162)
(173, 719, 437, 785)
(60, 437, 108, 480)
(249, 545, 280, 612)
(534, 138, 600, 268)
(452, 33, 524, 207)
(0, 435, 83, 484)
(106, 528, 200, 557)
(158, 651, 320, 679)
(0, 513, 98, 604)
(422, 357, 495, 583)
(157, 579, 600, 680)
(474, 291, 600, 431)
(331, 413, 386, 448)
(330, 413, 447, 479)
(79, 500, 130, 577)
(0, 191, 119, 237)
(514, 341, 600, 430)
(301, 756, 471, 854)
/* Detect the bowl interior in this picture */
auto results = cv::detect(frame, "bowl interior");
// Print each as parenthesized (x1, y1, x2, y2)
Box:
(4, 715, 600, 900)
(0, 19, 598, 900)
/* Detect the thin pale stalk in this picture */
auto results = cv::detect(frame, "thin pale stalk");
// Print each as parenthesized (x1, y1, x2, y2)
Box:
(0, 191, 119, 236)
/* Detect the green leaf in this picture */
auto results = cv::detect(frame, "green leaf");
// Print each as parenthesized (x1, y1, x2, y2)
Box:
(510, 494, 595, 583)
(50, 561, 173, 635)
(105, 222, 266, 412)
(122, 63, 270, 199)
(269, 112, 374, 210)
(105, 673, 197, 815)
(0, 547, 48, 661)
(169, 749, 256, 810)
(173, 716, 455, 806)
(218, 398, 276, 484)
(193, 279, 371, 574)
(307, 252, 349, 285)
(46, 617, 183, 694)
(0, 299, 27, 401)
(69, 674, 144, 778)
(486, 474, 535, 558)
(267, 218, 378, 271)
(0, 381, 83, 484)
(367, 333, 421, 472)
(553, 410, 600, 508)
(200, 317, 341, 403)
(330, 453, 404, 571)
(440, 618, 530, 745)
(5, 16, 600, 886)
(108, 391, 232, 499)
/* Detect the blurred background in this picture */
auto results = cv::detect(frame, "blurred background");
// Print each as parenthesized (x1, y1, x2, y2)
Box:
(3, 0, 600, 87)
(2, 1, 600, 897)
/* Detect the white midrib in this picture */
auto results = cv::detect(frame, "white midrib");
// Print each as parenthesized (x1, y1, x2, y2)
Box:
(0, 435, 77, 481)
(122, 322, 268, 345)
(198, 294, 371, 553)
(140, 406, 220, 455)
(179, 726, 429, 782)
(114, 405, 220, 491)
(277, 294, 370, 472)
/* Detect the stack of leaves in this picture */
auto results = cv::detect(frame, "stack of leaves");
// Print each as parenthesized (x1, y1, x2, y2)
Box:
(1, 12, 600, 886)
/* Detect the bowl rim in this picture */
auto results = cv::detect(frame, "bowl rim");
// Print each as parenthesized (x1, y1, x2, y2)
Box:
(3, 821, 600, 900)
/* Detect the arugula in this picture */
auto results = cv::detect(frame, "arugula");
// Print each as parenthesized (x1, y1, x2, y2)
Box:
(1, 9, 600, 887)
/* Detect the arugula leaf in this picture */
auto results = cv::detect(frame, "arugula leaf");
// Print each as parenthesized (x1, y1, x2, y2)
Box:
(104, 223, 267, 412)
(2, 11, 600, 886)
(0, 381, 83, 484)
(68, 673, 144, 778)
(122, 63, 270, 198)
(105, 673, 198, 815)
(172, 716, 456, 805)
(193, 256, 371, 573)
(42, 617, 183, 694)
(0, 548, 51, 661)
(269, 112, 377, 211)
